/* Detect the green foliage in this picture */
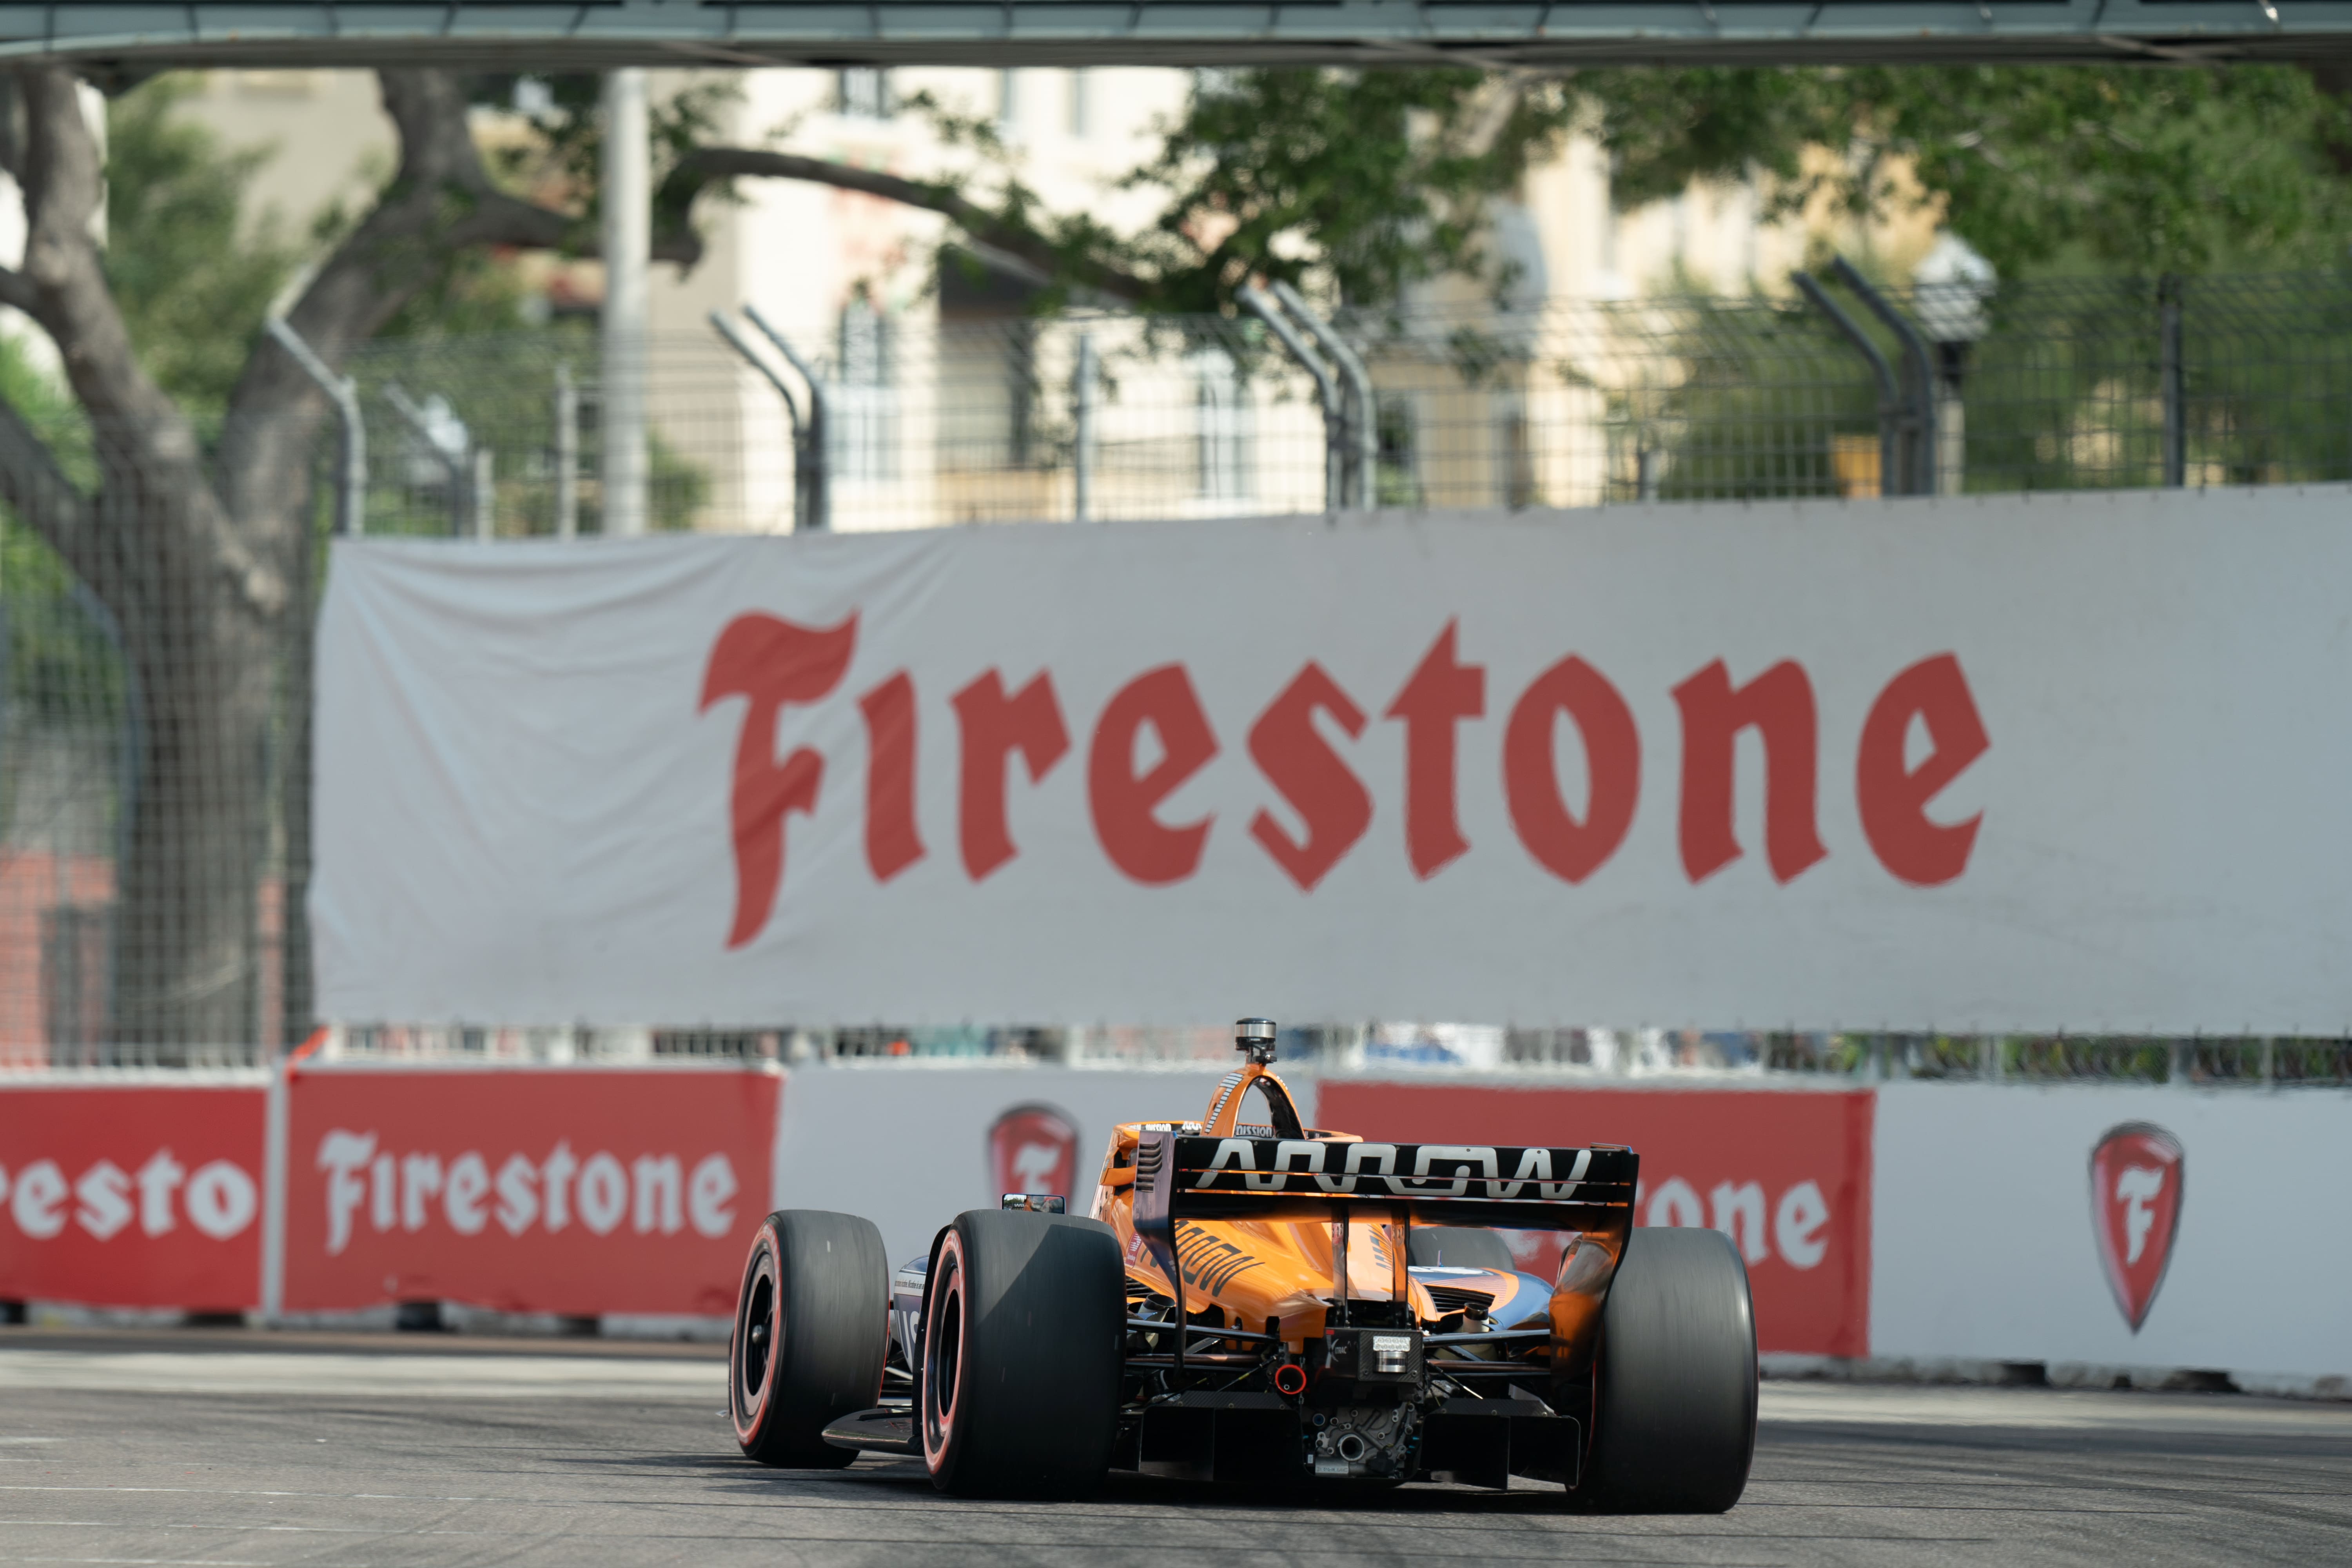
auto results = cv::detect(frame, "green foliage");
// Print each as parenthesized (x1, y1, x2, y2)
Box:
(1580, 65, 2352, 279)
(866, 62, 2352, 308)
(478, 72, 746, 248)
(374, 245, 540, 341)
(1116, 69, 1576, 310)
(878, 69, 1577, 314)
(104, 76, 302, 412)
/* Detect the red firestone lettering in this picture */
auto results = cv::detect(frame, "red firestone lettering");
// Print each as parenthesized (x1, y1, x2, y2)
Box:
(953, 670, 1071, 880)
(1503, 655, 1641, 884)
(858, 672, 926, 882)
(1247, 662, 1371, 891)
(1673, 658, 1828, 884)
(1384, 621, 1485, 879)
(1857, 652, 1989, 886)
(1089, 664, 1220, 885)
(699, 613, 859, 947)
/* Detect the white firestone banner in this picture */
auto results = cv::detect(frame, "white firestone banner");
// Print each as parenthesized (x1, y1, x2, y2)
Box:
(315, 487, 2352, 1031)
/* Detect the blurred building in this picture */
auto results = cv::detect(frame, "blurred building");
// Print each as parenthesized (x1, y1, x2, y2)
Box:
(145, 65, 1937, 534)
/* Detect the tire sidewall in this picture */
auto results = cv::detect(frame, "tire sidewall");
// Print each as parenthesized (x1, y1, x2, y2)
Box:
(920, 1225, 973, 1482)
(1586, 1226, 1758, 1512)
(728, 1216, 786, 1451)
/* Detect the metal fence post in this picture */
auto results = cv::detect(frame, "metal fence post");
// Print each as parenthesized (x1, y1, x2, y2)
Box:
(1829, 257, 1937, 495)
(1073, 331, 1098, 522)
(471, 448, 495, 541)
(384, 382, 471, 535)
(711, 309, 814, 532)
(1272, 281, 1376, 508)
(2160, 276, 2187, 487)
(1792, 272, 1902, 498)
(554, 363, 579, 539)
(264, 318, 365, 537)
(744, 305, 831, 532)
(1238, 284, 1344, 512)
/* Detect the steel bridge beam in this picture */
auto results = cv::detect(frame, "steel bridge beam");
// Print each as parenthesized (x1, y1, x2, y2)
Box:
(16, 3, 2352, 71)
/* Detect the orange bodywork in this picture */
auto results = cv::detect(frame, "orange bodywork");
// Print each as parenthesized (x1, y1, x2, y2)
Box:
(1088, 1060, 1613, 1366)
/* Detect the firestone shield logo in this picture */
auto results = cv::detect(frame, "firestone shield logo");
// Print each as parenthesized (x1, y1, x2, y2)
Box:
(2089, 1122, 2184, 1333)
(989, 1104, 1078, 1204)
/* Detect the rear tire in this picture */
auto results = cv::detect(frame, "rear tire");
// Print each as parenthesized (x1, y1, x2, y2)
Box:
(1582, 1226, 1758, 1512)
(730, 1210, 889, 1467)
(919, 1208, 1123, 1498)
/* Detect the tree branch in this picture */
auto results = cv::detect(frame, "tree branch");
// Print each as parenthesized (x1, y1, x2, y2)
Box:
(0, 391, 102, 591)
(0, 260, 42, 318)
(221, 68, 696, 530)
(18, 67, 184, 433)
(662, 145, 1150, 303)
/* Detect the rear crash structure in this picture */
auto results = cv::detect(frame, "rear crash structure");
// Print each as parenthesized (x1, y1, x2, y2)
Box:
(728, 1020, 1757, 1508)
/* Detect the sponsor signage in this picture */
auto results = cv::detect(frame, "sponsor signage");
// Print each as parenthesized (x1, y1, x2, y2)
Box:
(0, 1082, 265, 1310)
(989, 1102, 1078, 1203)
(2089, 1122, 2183, 1333)
(283, 1067, 778, 1316)
(1869, 1083, 2350, 1380)
(314, 490, 2352, 1033)
(1318, 1080, 1873, 1357)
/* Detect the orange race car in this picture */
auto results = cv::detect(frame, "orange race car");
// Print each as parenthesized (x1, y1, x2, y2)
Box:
(726, 1019, 1757, 1509)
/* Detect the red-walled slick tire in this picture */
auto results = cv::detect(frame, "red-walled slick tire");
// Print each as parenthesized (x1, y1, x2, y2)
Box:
(920, 1208, 1122, 1498)
(729, 1210, 889, 1467)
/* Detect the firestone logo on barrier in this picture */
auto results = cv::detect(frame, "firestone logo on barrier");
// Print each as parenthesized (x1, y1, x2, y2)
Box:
(1641, 1176, 1835, 1270)
(314, 1131, 739, 1255)
(699, 615, 1991, 947)
(989, 1104, 1078, 1204)
(0, 1152, 257, 1243)
(2090, 1122, 2183, 1332)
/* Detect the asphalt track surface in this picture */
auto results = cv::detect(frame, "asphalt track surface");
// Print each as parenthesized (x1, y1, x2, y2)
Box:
(0, 1330, 2346, 1566)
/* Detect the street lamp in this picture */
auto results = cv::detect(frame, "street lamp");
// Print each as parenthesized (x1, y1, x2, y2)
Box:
(1912, 233, 1997, 497)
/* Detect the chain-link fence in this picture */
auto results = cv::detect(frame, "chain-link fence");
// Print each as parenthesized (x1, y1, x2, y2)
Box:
(9, 270, 2352, 1078)
(335, 270, 2352, 538)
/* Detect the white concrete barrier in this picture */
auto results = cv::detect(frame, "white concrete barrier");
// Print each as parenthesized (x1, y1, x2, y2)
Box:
(1870, 1082, 2352, 1391)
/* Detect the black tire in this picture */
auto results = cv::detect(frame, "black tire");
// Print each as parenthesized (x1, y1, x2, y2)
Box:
(729, 1210, 889, 1467)
(919, 1208, 1123, 1498)
(1582, 1226, 1758, 1512)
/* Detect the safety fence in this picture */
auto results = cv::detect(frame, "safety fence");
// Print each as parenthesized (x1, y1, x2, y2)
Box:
(344, 268, 2352, 537)
(5, 272, 2352, 1071)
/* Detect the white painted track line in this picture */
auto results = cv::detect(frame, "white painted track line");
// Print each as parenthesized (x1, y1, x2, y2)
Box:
(1761, 1381, 2352, 1434)
(0, 1349, 722, 1401)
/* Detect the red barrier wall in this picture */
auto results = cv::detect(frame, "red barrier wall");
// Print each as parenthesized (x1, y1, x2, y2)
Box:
(1317, 1080, 1873, 1357)
(283, 1065, 779, 1317)
(0, 1081, 266, 1310)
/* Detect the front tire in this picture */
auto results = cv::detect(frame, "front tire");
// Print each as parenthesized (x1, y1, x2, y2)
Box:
(1582, 1226, 1758, 1512)
(920, 1208, 1123, 1498)
(729, 1210, 889, 1467)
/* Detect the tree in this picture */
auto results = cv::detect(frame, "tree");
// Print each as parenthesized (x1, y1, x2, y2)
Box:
(654, 68, 1580, 311)
(1579, 64, 2352, 279)
(641, 63, 2352, 305)
(0, 67, 685, 1055)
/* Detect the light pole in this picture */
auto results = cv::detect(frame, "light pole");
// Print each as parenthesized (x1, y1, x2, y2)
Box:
(1912, 233, 1996, 498)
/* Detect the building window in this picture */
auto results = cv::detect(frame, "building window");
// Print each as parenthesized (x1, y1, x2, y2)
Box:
(837, 68, 891, 120)
(996, 69, 1020, 138)
(1192, 349, 1252, 502)
(833, 296, 897, 482)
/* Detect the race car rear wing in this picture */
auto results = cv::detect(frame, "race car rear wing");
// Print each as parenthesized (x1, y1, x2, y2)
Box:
(1128, 1131, 1641, 1382)
(1132, 1132, 1638, 1237)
